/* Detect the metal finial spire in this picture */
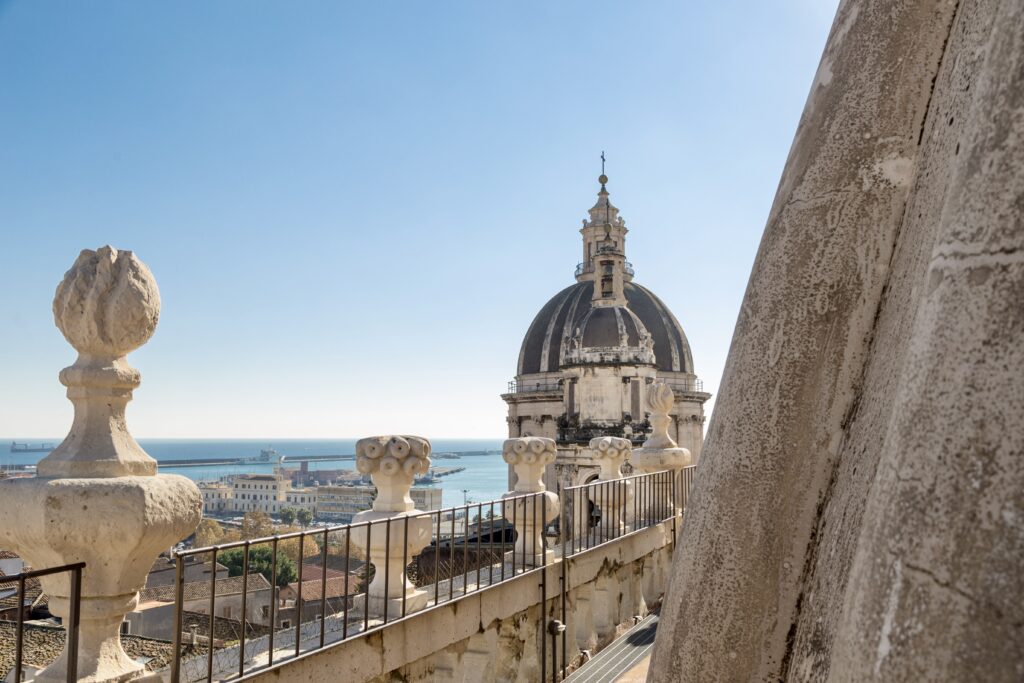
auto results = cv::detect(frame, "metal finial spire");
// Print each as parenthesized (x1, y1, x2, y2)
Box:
(599, 152, 608, 188)
(601, 151, 606, 175)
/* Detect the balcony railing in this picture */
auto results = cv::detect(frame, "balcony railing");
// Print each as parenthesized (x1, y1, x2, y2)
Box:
(506, 379, 562, 394)
(558, 420, 652, 445)
(657, 377, 705, 393)
(166, 469, 689, 682)
(574, 261, 635, 278)
(0, 562, 84, 683)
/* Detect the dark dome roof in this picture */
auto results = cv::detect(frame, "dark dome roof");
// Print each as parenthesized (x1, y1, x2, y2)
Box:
(517, 281, 694, 374)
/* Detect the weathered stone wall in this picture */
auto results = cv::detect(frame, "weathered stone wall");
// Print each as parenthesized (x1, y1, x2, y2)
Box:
(248, 522, 675, 682)
(651, 0, 1023, 680)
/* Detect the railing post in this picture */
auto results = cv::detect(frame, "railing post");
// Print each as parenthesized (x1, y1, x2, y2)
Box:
(349, 436, 433, 619)
(66, 564, 82, 683)
(171, 555, 185, 683)
(0, 247, 202, 682)
(501, 438, 560, 567)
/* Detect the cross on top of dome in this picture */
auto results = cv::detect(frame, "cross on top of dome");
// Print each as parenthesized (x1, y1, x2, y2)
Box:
(585, 167, 624, 231)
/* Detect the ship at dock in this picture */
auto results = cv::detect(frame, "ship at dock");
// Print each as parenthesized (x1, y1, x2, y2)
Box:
(10, 442, 55, 453)
(244, 448, 285, 464)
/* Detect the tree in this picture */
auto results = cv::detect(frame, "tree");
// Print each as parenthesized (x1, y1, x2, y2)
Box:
(296, 509, 314, 528)
(194, 519, 224, 548)
(240, 511, 275, 539)
(276, 527, 320, 564)
(219, 546, 297, 588)
(279, 507, 297, 526)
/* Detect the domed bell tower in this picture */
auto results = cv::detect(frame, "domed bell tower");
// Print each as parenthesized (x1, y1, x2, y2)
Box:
(503, 163, 710, 494)
(578, 172, 632, 306)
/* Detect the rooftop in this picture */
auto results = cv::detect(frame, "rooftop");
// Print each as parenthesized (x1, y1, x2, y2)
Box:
(139, 573, 272, 604)
(0, 621, 200, 681)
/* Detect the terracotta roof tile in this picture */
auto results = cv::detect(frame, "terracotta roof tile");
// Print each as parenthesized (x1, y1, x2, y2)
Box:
(0, 577, 41, 612)
(139, 574, 272, 604)
(0, 621, 204, 680)
(283, 574, 358, 600)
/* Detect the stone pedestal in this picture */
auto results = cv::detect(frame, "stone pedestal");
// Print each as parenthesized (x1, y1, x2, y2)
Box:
(0, 247, 202, 683)
(350, 436, 433, 619)
(0, 477, 201, 682)
(588, 437, 633, 537)
(632, 383, 692, 522)
(501, 437, 559, 566)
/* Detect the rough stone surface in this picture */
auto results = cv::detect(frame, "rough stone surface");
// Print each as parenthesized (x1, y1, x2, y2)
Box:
(651, 0, 1024, 681)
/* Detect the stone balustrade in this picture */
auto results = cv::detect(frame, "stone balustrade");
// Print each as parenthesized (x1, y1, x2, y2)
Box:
(0, 246, 202, 683)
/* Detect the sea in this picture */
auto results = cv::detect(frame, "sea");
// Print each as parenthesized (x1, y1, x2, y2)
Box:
(1, 438, 508, 509)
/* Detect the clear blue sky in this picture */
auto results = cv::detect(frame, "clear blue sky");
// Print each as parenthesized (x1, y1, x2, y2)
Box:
(0, 1, 838, 439)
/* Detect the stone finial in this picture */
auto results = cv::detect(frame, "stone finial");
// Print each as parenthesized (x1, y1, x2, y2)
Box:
(502, 437, 560, 566)
(502, 436, 557, 492)
(586, 436, 634, 537)
(40, 246, 161, 478)
(634, 381, 691, 472)
(53, 246, 160, 359)
(589, 436, 632, 480)
(643, 382, 679, 450)
(0, 246, 202, 682)
(351, 435, 433, 618)
(356, 435, 431, 512)
(633, 383, 691, 523)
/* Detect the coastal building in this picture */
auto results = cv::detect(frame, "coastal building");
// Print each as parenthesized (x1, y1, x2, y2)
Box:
(284, 487, 317, 515)
(203, 474, 432, 520)
(198, 481, 233, 514)
(231, 473, 287, 514)
(315, 485, 442, 523)
(503, 173, 711, 491)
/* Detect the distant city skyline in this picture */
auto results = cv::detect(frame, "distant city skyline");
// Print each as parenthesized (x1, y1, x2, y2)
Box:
(0, 1, 839, 438)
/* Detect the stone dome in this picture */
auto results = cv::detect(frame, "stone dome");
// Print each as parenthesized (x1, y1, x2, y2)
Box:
(517, 280, 694, 374)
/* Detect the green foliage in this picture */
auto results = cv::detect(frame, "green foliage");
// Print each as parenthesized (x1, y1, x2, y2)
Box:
(278, 507, 297, 525)
(219, 546, 297, 588)
(296, 508, 314, 527)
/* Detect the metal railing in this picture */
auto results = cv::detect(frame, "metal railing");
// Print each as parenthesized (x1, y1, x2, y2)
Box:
(167, 469, 691, 682)
(557, 420, 652, 445)
(546, 469, 689, 681)
(506, 379, 562, 394)
(574, 261, 635, 278)
(0, 562, 84, 683)
(656, 376, 705, 393)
